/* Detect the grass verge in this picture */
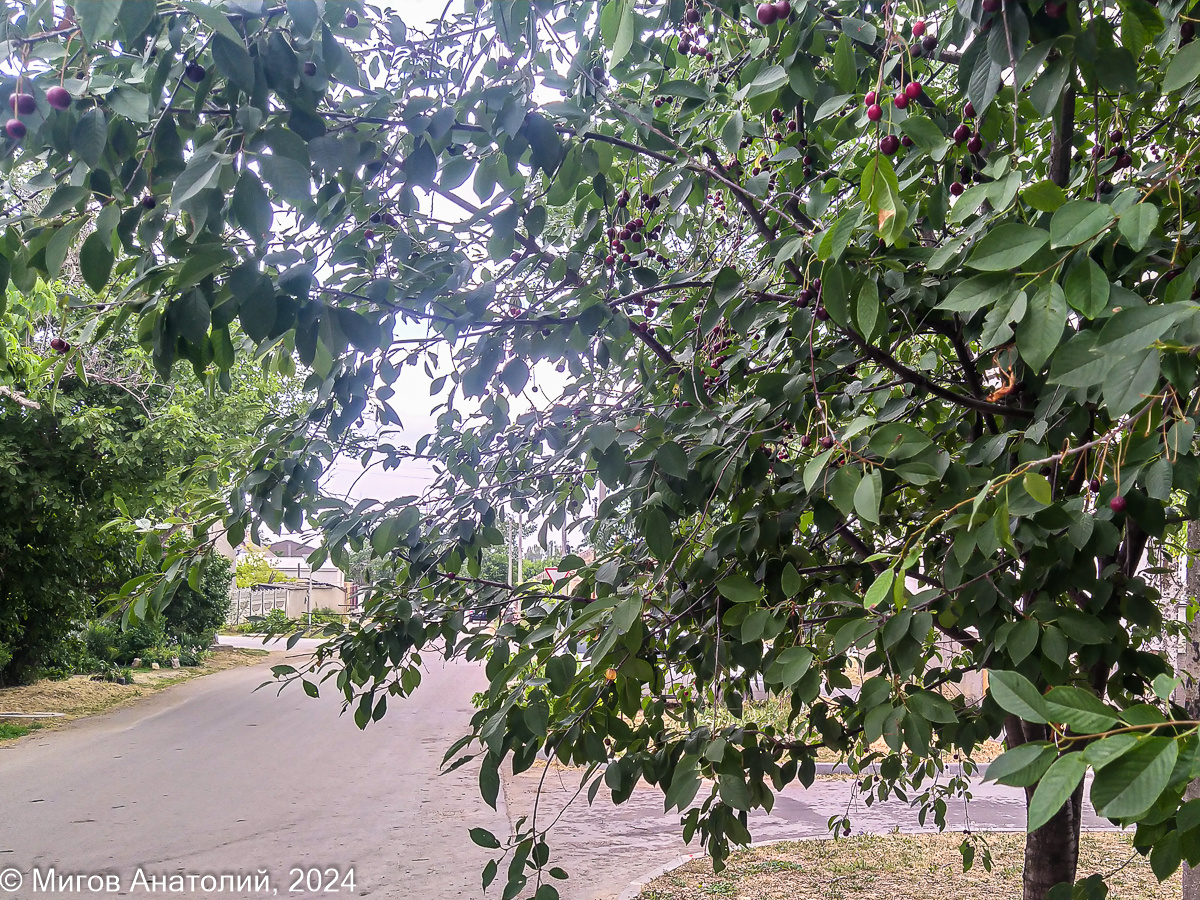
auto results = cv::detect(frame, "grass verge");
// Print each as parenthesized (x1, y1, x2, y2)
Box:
(636, 832, 1174, 900)
(0, 648, 272, 744)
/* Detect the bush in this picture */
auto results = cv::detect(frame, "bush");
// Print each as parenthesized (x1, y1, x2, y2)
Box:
(112, 618, 166, 665)
(248, 608, 293, 634)
(84, 621, 119, 664)
(310, 607, 344, 625)
(163, 554, 231, 643)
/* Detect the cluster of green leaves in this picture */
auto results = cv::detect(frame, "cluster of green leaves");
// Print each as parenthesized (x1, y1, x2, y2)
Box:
(5, 0, 1200, 897)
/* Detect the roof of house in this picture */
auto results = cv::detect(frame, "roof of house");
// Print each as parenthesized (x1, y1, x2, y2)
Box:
(268, 540, 318, 558)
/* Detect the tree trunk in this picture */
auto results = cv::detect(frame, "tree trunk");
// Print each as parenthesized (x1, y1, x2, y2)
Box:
(1177, 523, 1200, 899)
(1023, 778, 1085, 900)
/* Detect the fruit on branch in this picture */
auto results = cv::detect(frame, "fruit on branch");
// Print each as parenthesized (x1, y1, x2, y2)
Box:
(46, 86, 71, 110)
(1110, 495, 1128, 513)
(967, 133, 983, 153)
(184, 62, 206, 83)
(963, 102, 976, 119)
(773, 0, 792, 17)
(867, 103, 883, 121)
(5, 119, 25, 139)
(49, 338, 69, 353)
(140, 193, 157, 209)
(9, 93, 35, 115)
(756, 3, 777, 25)
(912, 19, 926, 36)
(893, 93, 908, 109)
(865, 90, 877, 106)
(953, 124, 970, 143)
(905, 81, 922, 99)
(949, 181, 964, 196)
(879, 134, 900, 155)
(344, 11, 359, 28)
(303, 61, 317, 77)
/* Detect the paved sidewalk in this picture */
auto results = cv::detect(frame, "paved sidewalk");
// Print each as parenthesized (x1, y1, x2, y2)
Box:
(502, 761, 1111, 900)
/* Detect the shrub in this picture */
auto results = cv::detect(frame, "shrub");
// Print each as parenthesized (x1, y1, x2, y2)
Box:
(112, 618, 166, 665)
(310, 607, 344, 625)
(164, 554, 231, 642)
(84, 621, 118, 664)
(249, 608, 293, 634)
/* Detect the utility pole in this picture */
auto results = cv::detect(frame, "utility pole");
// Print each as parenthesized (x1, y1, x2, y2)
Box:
(1178, 523, 1200, 900)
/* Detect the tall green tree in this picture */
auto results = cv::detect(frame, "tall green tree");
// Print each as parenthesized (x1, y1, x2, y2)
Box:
(0, 283, 297, 682)
(3, 1, 1200, 897)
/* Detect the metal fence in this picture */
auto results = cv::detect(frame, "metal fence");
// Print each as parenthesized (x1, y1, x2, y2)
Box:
(227, 588, 290, 625)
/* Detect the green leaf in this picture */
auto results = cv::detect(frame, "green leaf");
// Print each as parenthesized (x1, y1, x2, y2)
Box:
(212, 34, 256, 93)
(853, 469, 881, 523)
(985, 742, 1058, 786)
(907, 691, 958, 724)
(1091, 736, 1178, 819)
(966, 225, 1049, 272)
(644, 507, 673, 560)
(656, 442, 689, 478)
(72, 108, 107, 168)
(1028, 753, 1087, 831)
(1017, 283, 1067, 371)
(987, 669, 1050, 723)
(766, 646, 814, 687)
(1097, 305, 1190, 358)
(664, 763, 701, 812)
(233, 171, 273, 243)
(745, 65, 790, 98)
(1022, 180, 1068, 212)
(172, 153, 224, 210)
(1050, 200, 1115, 248)
(77, 0, 122, 43)
(500, 358, 530, 394)
(469, 828, 501, 849)
(609, 0, 636, 68)
(781, 563, 802, 596)
(1063, 258, 1110, 319)
(1117, 204, 1160, 252)
(1044, 686, 1120, 733)
(1164, 40, 1200, 92)
(79, 231, 114, 293)
(259, 153, 313, 204)
(45, 219, 85, 280)
(864, 569, 894, 609)
(1023, 472, 1053, 506)
(717, 574, 760, 604)
(179, 1, 245, 44)
(940, 274, 1013, 314)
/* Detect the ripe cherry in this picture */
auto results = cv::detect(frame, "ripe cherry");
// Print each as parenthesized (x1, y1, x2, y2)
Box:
(1088, 478, 1101, 493)
(905, 81, 922, 99)
(184, 62, 206, 83)
(1110, 129, 1123, 143)
(5, 119, 25, 140)
(344, 11, 359, 28)
(912, 19, 926, 36)
(953, 123, 971, 143)
(141, 193, 157, 210)
(800, 434, 813, 448)
(880, 134, 900, 155)
(1109, 495, 1128, 513)
(774, 0, 792, 17)
(865, 90, 877, 106)
(1044, 1, 1066, 17)
(900, 135, 913, 147)
(818, 435, 834, 449)
(963, 101, 976, 119)
(893, 93, 908, 109)
(10, 93, 35, 115)
(685, 7, 701, 23)
(756, 2, 778, 24)
(46, 86, 71, 110)
(922, 35, 938, 52)
(866, 103, 883, 122)
(967, 133, 983, 153)
(949, 181, 965, 196)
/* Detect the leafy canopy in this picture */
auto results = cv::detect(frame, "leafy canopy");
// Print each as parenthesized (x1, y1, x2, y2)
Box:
(4, 0, 1200, 897)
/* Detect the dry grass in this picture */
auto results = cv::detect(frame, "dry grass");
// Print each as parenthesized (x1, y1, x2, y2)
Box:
(0, 648, 271, 741)
(637, 832, 1175, 900)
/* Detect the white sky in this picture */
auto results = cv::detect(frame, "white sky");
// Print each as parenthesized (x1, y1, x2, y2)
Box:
(322, 0, 483, 506)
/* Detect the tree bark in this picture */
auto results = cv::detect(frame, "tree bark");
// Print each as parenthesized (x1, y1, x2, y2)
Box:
(1023, 778, 1085, 900)
(1177, 523, 1200, 899)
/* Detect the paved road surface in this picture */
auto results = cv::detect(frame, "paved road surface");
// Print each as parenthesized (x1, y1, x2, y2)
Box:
(0, 655, 508, 899)
(0, 651, 1114, 900)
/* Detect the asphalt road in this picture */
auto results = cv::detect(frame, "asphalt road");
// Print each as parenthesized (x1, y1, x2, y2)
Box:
(0, 647, 1116, 900)
(0, 653, 508, 899)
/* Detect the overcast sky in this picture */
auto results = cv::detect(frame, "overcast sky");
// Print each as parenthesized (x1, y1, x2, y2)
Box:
(322, 0, 476, 506)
